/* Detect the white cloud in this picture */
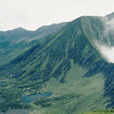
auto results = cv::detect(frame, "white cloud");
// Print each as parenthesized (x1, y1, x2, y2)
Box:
(95, 16, 114, 63)
(104, 18, 114, 36)
(96, 42, 114, 63)
(0, 0, 114, 30)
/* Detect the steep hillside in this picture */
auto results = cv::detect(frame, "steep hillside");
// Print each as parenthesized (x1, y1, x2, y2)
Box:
(0, 14, 114, 113)
(0, 22, 67, 66)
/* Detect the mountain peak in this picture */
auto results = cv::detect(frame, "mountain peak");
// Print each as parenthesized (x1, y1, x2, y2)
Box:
(11, 27, 28, 32)
(106, 12, 114, 19)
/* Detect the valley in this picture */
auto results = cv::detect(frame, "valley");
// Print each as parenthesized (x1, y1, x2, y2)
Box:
(0, 13, 114, 114)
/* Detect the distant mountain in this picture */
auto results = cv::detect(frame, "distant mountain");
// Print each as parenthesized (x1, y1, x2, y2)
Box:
(0, 13, 114, 114)
(0, 22, 67, 41)
(0, 22, 67, 66)
(106, 12, 114, 19)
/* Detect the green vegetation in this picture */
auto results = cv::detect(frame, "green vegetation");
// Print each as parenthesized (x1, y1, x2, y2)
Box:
(0, 13, 114, 114)
(83, 110, 114, 114)
(0, 23, 67, 66)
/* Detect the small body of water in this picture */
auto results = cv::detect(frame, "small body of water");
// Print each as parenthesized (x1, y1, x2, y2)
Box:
(22, 92, 52, 104)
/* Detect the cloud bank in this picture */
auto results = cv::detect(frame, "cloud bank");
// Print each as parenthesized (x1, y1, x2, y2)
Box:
(96, 42, 114, 63)
(104, 17, 114, 37)
(95, 17, 114, 63)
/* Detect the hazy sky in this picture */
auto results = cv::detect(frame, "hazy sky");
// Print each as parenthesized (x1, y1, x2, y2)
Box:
(0, 0, 114, 31)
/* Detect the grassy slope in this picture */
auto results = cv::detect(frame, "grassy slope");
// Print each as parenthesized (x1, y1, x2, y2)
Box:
(36, 61, 107, 114)
(83, 110, 114, 114)
(0, 23, 67, 66)
(0, 16, 114, 113)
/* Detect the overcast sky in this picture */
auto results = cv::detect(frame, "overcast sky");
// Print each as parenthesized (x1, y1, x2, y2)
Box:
(0, 0, 114, 31)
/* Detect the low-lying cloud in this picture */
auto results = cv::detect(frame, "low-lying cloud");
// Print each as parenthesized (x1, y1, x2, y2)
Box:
(95, 16, 114, 63)
(104, 17, 114, 37)
(96, 42, 114, 63)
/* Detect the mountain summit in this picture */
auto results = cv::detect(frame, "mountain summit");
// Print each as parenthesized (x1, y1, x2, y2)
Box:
(106, 12, 114, 19)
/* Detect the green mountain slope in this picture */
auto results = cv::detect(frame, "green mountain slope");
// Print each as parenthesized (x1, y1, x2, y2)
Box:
(0, 14, 114, 113)
(84, 109, 114, 114)
(0, 22, 67, 66)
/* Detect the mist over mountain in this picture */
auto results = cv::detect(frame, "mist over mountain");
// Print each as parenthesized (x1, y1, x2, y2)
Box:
(94, 12, 114, 63)
(0, 13, 114, 114)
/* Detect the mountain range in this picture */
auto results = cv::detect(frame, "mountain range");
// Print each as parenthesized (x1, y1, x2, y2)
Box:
(0, 22, 67, 66)
(0, 13, 114, 114)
